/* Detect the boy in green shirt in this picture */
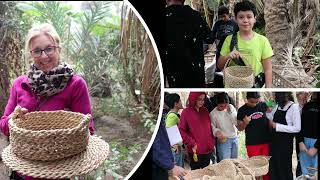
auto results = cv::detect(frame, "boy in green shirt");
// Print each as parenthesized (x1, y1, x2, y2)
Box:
(218, 0, 273, 88)
(165, 93, 184, 167)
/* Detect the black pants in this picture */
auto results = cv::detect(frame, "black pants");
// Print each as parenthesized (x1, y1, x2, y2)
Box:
(294, 135, 302, 177)
(270, 133, 294, 180)
(188, 153, 211, 170)
(152, 167, 168, 180)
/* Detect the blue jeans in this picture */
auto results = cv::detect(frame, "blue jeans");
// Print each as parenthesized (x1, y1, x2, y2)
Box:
(172, 150, 184, 167)
(217, 136, 238, 161)
(299, 137, 318, 176)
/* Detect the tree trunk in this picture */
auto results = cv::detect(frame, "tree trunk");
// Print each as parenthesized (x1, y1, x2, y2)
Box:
(264, 0, 314, 87)
(0, 1, 23, 115)
(264, 0, 291, 66)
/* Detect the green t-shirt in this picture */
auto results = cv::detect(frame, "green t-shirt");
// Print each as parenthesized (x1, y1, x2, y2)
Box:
(220, 32, 273, 76)
(165, 112, 180, 128)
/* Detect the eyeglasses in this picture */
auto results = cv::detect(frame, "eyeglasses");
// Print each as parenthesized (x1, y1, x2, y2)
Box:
(30, 46, 59, 58)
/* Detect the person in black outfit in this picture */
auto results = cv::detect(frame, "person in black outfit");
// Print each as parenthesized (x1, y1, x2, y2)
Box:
(212, 6, 239, 88)
(296, 92, 318, 176)
(165, 0, 214, 88)
(269, 92, 301, 180)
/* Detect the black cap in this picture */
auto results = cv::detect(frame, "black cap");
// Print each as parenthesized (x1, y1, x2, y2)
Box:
(246, 92, 260, 99)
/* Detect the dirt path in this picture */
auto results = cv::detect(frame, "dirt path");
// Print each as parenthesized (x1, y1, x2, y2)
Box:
(94, 115, 151, 178)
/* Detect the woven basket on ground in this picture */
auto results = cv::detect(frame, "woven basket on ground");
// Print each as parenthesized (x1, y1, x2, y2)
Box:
(240, 156, 269, 177)
(183, 159, 255, 180)
(9, 110, 91, 161)
(183, 168, 216, 180)
(202, 175, 230, 180)
(223, 59, 254, 88)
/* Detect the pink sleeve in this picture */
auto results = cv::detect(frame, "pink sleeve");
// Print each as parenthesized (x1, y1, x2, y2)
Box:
(0, 82, 18, 136)
(178, 110, 196, 148)
(71, 77, 94, 135)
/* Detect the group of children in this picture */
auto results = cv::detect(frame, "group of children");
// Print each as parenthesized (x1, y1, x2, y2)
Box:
(165, 0, 273, 88)
(161, 92, 318, 180)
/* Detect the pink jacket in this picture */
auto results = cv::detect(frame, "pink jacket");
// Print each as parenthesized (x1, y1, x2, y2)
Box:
(179, 92, 215, 154)
(1, 75, 94, 136)
(0, 75, 94, 180)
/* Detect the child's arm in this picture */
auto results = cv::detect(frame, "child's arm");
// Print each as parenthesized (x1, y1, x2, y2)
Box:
(262, 58, 272, 88)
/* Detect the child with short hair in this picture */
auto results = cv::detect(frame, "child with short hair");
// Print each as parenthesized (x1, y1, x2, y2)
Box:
(209, 93, 238, 161)
(165, 93, 184, 168)
(218, 0, 273, 88)
(212, 6, 239, 88)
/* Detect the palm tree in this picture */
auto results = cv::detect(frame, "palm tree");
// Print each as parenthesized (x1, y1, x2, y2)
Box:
(265, 0, 319, 87)
(0, 1, 23, 115)
(120, 4, 160, 114)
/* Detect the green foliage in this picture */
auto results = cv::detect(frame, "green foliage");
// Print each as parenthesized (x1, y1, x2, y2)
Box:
(103, 141, 141, 178)
(92, 94, 131, 119)
(16, 1, 75, 39)
(129, 105, 156, 133)
(253, 26, 265, 36)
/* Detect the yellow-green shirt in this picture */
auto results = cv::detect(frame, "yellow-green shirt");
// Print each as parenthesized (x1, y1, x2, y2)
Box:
(165, 112, 179, 128)
(220, 32, 273, 76)
(165, 112, 183, 148)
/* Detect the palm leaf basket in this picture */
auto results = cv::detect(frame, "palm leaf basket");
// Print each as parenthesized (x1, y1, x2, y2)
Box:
(182, 156, 270, 180)
(8, 109, 91, 161)
(223, 59, 254, 88)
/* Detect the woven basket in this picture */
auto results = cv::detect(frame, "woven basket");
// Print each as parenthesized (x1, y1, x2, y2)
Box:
(9, 110, 91, 161)
(223, 59, 254, 88)
(183, 168, 216, 180)
(202, 175, 230, 180)
(240, 156, 269, 177)
(183, 159, 255, 180)
(207, 159, 237, 178)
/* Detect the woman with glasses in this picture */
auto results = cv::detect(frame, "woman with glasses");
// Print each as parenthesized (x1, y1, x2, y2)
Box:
(0, 23, 93, 180)
(178, 92, 215, 170)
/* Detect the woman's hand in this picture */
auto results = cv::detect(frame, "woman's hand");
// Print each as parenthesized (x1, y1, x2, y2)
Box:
(9, 106, 28, 119)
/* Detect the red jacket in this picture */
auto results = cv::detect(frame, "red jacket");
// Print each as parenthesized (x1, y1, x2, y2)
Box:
(179, 92, 215, 154)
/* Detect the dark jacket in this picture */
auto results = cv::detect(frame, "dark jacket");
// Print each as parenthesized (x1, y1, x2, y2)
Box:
(152, 108, 174, 170)
(164, 5, 214, 87)
(297, 100, 318, 144)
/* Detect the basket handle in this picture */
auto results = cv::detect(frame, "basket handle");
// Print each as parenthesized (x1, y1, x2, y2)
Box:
(223, 58, 232, 70)
(222, 59, 231, 87)
(232, 159, 255, 179)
